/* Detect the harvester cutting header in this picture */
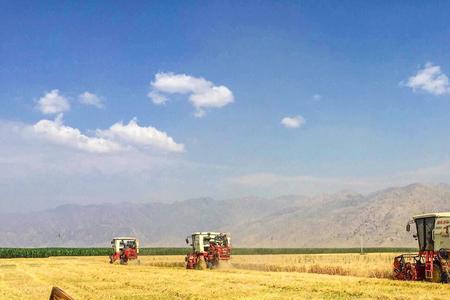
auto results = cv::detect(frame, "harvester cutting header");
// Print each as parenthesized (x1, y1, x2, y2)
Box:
(394, 212, 450, 283)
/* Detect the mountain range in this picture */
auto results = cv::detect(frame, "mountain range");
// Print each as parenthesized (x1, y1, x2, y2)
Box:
(1, 183, 450, 247)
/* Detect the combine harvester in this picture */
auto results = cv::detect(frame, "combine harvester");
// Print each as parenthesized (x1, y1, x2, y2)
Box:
(185, 232, 231, 269)
(109, 237, 140, 265)
(394, 212, 450, 283)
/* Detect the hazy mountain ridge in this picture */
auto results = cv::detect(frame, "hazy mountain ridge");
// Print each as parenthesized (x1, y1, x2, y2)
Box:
(1, 183, 449, 247)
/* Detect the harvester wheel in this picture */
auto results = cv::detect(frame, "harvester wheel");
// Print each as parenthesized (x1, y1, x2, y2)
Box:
(442, 271, 450, 283)
(196, 256, 206, 270)
(433, 263, 450, 283)
(212, 255, 220, 269)
(120, 257, 128, 265)
(432, 264, 443, 283)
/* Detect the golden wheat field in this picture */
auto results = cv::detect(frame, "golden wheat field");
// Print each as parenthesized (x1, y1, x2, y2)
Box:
(1, 253, 450, 299)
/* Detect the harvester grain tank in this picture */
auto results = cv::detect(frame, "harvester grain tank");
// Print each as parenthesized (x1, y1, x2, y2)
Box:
(393, 212, 450, 282)
(109, 237, 140, 265)
(185, 232, 231, 269)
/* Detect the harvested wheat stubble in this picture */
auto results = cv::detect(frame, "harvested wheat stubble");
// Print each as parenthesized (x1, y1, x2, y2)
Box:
(1, 256, 450, 300)
(0, 264, 16, 269)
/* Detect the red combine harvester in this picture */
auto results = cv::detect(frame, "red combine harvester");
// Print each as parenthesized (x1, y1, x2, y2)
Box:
(393, 212, 450, 283)
(109, 237, 140, 265)
(185, 232, 231, 269)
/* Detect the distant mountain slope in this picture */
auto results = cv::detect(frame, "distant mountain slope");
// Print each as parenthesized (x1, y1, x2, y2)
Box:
(234, 184, 450, 247)
(1, 183, 449, 247)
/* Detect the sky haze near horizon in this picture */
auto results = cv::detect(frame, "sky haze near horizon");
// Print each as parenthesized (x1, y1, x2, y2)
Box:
(1, 1, 450, 212)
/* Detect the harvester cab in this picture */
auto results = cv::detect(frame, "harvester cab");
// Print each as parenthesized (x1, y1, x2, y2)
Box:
(394, 212, 450, 282)
(109, 237, 140, 265)
(185, 232, 231, 269)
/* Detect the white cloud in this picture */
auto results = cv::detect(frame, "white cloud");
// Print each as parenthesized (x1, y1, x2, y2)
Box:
(31, 113, 183, 154)
(188, 85, 233, 108)
(404, 62, 450, 95)
(97, 118, 185, 153)
(148, 72, 234, 117)
(281, 115, 305, 128)
(151, 72, 211, 94)
(33, 114, 121, 153)
(78, 92, 105, 108)
(36, 90, 70, 114)
(147, 91, 168, 105)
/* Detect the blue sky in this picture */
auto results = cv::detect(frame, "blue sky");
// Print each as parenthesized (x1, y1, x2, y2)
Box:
(1, 1, 450, 212)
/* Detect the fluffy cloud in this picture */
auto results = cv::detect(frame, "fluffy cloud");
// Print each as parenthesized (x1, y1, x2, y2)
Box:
(404, 62, 450, 95)
(148, 72, 234, 117)
(78, 92, 104, 108)
(33, 114, 121, 153)
(36, 90, 71, 114)
(281, 115, 305, 128)
(32, 115, 183, 154)
(98, 119, 184, 153)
